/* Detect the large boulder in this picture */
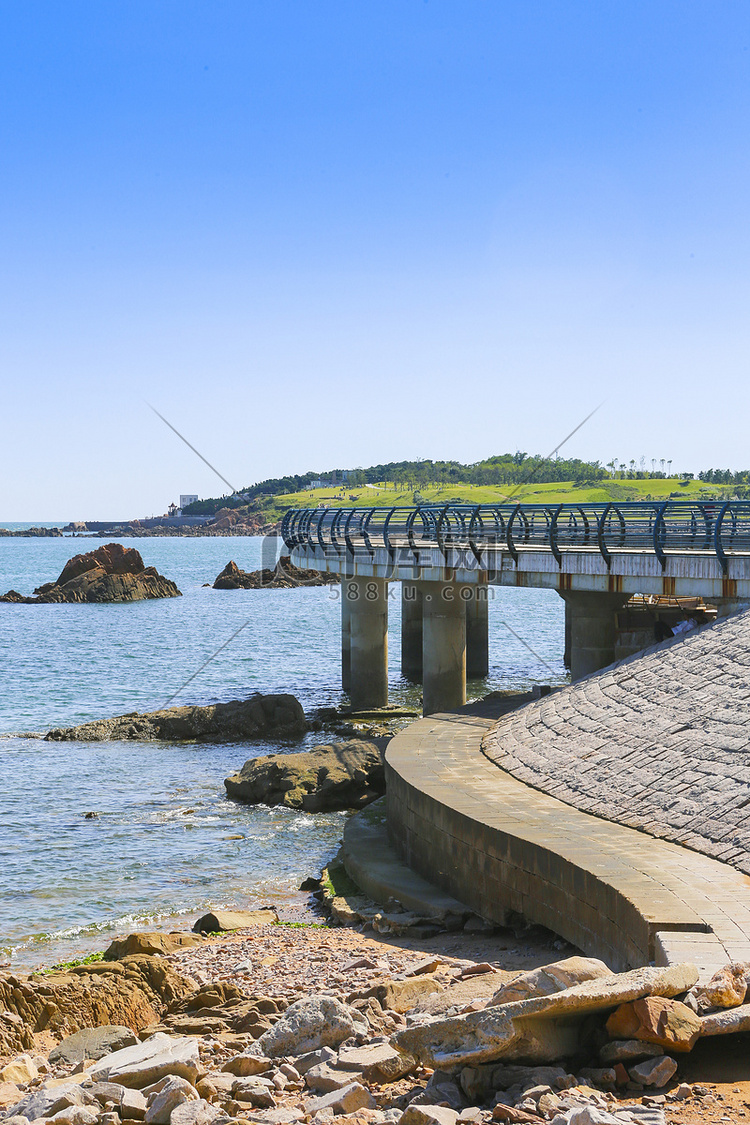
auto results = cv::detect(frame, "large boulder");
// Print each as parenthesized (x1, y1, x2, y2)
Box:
(225, 739, 385, 811)
(257, 996, 369, 1057)
(45, 693, 307, 743)
(0, 543, 181, 603)
(213, 557, 337, 589)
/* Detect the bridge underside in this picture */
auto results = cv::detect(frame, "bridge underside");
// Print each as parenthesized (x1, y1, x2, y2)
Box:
(291, 544, 750, 713)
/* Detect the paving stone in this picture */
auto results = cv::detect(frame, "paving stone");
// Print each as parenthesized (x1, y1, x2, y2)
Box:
(386, 663, 750, 977)
(483, 612, 750, 881)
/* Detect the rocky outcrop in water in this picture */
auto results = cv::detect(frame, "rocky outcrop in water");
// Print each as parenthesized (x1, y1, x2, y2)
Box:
(44, 694, 308, 743)
(225, 739, 386, 811)
(0, 543, 181, 603)
(0, 526, 63, 537)
(213, 557, 338, 589)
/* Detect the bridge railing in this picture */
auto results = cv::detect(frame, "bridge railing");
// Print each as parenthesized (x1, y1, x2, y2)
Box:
(281, 501, 750, 573)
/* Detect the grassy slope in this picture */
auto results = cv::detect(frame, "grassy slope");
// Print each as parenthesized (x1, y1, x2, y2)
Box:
(260, 476, 725, 521)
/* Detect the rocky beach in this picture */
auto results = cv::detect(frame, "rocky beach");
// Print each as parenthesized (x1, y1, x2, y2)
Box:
(2, 913, 750, 1125)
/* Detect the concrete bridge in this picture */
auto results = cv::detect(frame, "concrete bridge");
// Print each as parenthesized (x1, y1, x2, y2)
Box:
(282, 500, 750, 714)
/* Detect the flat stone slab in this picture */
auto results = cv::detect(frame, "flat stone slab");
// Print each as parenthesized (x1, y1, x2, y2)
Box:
(192, 909, 278, 933)
(393, 963, 697, 1069)
(88, 1034, 201, 1088)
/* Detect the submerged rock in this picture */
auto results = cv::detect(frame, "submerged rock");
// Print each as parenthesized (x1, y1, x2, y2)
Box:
(44, 694, 307, 743)
(224, 739, 386, 811)
(0, 543, 181, 603)
(213, 557, 337, 589)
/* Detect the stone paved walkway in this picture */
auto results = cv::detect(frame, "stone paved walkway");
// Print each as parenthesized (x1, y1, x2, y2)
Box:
(482, 609, 750, 875)
(385, 701, 750, 980)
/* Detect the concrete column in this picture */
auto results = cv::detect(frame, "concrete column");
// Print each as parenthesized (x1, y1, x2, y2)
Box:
(560, 591, 629, 682)
(341, 585, 351, 692)
(401, 583, 423, 682)
(345, 576, 388, 710)
(563, 599, 572, 670)
(710, 597, 749, 619)
(420, 580, 466, 716)
(466, 588, 489, 679)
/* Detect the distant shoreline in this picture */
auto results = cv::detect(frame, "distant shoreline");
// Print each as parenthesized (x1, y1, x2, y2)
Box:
(0, 525, 280, 538)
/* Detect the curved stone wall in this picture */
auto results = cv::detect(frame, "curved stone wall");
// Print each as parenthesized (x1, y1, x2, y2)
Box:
(384, 684, 750, 976)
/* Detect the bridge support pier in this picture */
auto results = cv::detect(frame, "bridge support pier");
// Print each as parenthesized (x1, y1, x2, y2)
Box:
(341, 584, 351, 692)
(466, 588, 489, 679)
(401, 584, 423, 681)
(345, 577, 389, 710)
(560, 591, 629, 682)
(420, 581, 466, 716)
(711, 597, 749, 618)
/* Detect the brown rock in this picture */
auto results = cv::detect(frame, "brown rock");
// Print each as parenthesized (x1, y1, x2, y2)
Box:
(192, 909, 278, 934)
(605, 997, 701, 1052)
(225, 740, 386, 812)
(0, 1056, 37, 1084)
(221, 1054, 273, 1077)
(1, 544, 181, 604)
(45, 693, 306, 743)
(104, 933, 205, 960)
(0, 1082, 21, 1109)
(213, 557, 337, 590)
(0, 956, 196, 1058)
(357, 976, 442, 1013)
(688, 962, 750, 1013)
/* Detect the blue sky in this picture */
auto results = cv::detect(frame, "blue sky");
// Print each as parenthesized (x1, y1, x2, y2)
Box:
(2, 1, 749, 519)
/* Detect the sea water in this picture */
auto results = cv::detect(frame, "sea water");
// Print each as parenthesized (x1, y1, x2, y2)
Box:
(0, 533, 566, 969)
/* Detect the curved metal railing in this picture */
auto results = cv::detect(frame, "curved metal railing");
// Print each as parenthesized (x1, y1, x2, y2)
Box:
(281, 501, 750, 573)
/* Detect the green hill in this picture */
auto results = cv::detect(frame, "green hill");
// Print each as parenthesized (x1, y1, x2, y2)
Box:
(182, 453, 747, 526)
